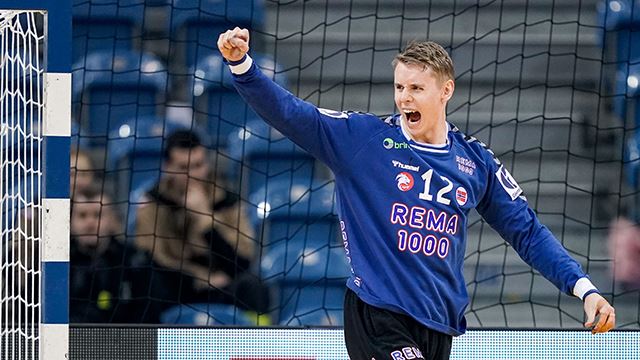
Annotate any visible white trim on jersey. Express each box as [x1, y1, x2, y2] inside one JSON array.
[[572, 277, 598, 300], [229, 55, 254, 75], [399, 118, 450, 153], [409, 144, 450, 153]]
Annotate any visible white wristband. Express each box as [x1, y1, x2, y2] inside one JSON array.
[[229, 55, 253, 75], [572, 277, 598, 300]]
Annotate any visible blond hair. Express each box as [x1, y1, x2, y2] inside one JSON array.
[[393, 41, 454, 83]]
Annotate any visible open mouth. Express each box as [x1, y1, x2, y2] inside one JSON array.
[[404, 110, 422, 123]]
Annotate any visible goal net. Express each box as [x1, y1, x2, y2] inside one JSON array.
[[61, 0, 640, 332], [0, 9, 44, 360]]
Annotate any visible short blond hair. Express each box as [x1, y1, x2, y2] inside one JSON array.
[[393, 41, 454, 83]]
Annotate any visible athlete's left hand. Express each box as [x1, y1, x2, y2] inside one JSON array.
[[583, 293, 615, 334]]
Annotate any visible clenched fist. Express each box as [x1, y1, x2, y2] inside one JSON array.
[[583, 292, 615, 334], [217, 27, 250, 62]]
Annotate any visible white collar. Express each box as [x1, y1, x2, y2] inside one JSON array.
[[399, 118, 450, 150]]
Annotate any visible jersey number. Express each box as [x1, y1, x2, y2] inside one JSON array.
[[418, 169, 452, 205]]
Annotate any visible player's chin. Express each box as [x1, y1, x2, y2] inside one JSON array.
[[406, 119, 424, 133]]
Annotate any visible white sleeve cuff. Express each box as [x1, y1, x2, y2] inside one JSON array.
[[572, 277, 598, 300], [229, 55, 253, 75]]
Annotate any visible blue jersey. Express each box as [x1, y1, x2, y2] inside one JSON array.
[[228, 56, 589, 336]]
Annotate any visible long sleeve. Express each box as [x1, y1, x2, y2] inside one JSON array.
[[229, 55, 388, 174], [475, 151, 588, 296]]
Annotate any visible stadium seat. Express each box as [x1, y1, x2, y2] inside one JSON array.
[[170, 0, 264, 69], [248, 177, 337, 250], [227, 120, 316, 198], [160, 303, 255, 325], [191, 53, 287, 148], [105, 114, 204, 201], [613, 61, 640, 124], [104, 115, 164, 202], [623, 70, 640, 188], [72, 0, 145, 62], [260, 244, 350, 325], [253, 178, 345, 325], [72, 49, 168, 147], [597, 0, 640, 121], [278, 290, 345, 326]]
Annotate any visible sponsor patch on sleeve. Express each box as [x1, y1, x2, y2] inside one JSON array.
[[318, 107, 348, 119], [495, 165, 523, 201]]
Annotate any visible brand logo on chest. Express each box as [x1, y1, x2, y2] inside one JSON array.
[[392, 159, 420, 172], [383, 137, 409, 150], [395, 172, 414, 191]]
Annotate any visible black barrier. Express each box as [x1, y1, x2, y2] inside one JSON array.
[[70, 326, 156, 360]]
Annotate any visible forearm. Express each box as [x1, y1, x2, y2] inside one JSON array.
[[187, 212, 214, 240], [507, 219, 596, 298], [153, 247, 208, 281], [229, 55, 326, 154]]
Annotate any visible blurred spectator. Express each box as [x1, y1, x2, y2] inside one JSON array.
[[70, 148, 122, 236], [70, 148, 95, 199], [135, 130, 269, 314], [98, 193, 125, 237], [70, 187, 153, 323], [608, 217, 640, 289]]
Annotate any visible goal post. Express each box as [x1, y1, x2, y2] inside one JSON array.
[[0, 1, 71, 360]]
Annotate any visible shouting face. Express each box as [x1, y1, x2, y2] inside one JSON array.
[[394, 61, 454, 144]]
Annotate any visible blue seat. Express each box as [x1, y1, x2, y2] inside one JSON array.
[[104, 115, 165, 203], [249, 178, 337, 250], [261, 243, 349, 283], [146, 0, 169, 5], [613, 61, 640, 124], [170, 0, 264, 69], [623, 85, 640, 188], [105, 115, 203, 200], [72, 0, 145, 62], [260, 244, 350, 325], [191, 54, 287, 148], [278, 289, 345, 326], [160, 303, 255, 325], [227, 120, 316, 197], [72, 50, 168, 146], [597, 0, 640, 121]]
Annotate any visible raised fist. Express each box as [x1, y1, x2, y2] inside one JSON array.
[[217, 27, 250, 62]]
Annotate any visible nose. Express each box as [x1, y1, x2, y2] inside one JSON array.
[[399, 89, 412, 103], [89, 222, 99, 235]]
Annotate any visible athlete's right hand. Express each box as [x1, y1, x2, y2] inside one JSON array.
[[217, 27, 250, 62]]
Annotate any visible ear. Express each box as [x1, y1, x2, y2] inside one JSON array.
[[441, 79, 455, 103]]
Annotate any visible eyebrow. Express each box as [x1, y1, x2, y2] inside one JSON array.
[[394, 82, 424, 87]]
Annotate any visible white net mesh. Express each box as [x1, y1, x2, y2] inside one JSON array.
[[0, 9, 44, 360]]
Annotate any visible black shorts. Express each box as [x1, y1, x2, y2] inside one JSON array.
[[343, 288, 452, 360]]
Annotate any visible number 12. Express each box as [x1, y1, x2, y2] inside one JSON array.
[[418, 169, 452, 205]]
